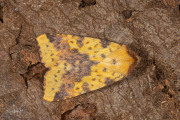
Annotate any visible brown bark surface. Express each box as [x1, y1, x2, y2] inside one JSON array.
[[0, 0, 179, 120]]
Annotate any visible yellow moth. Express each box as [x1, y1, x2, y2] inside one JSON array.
[[37, 34, 138, 102]]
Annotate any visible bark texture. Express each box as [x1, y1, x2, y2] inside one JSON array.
[[0, 0, 179, 120]]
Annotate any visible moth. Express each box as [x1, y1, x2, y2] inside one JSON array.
[[37, 34, 138, 102]]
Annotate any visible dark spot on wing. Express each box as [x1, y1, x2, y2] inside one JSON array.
[[78, 67, 82, 73], [55, 63, 59, 66], [105, 78, 114, 85], [109, 48, 112, 52], [68, 84, 72, 88], [100, 40, 111, 48], [46, 33, 55, 43], [77, 38, 84, 47], [79, 60, 83, 64], [74, 78, 82, 82], [59, 55, 63, 59], [54, 84, 69, 101], [65, 71, 71, 75], [101, 54, 106, 58], [94, 44, 98, 47], [82, 82, 90, 92], [64, 66, 67, 70], [64, 63, 67, 66], [88, 47, 92, 50], [57, 46, 61, 50], [82, 54, 89, 60], [70, 48, 78, 53], [103, 68, 107, 72], [97, 74, 102, 77], [113, 59, 116, 64]]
